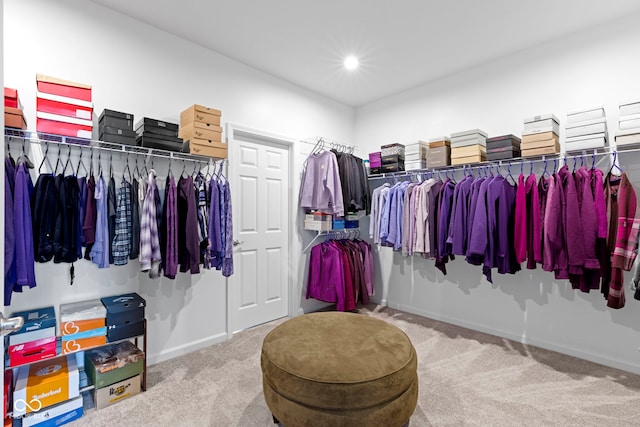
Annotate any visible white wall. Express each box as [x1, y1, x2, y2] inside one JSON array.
[[3, 0, 353, 364], [355, 13, 640, 374]]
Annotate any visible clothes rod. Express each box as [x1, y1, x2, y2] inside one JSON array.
[[4, 129, 226, 163], [368, 146, 640, 180], [303, 136, 357, 152]]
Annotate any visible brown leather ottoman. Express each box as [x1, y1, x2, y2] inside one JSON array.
[[261, 312, 418, 427]]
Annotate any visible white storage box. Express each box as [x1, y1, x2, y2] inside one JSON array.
[[566, 105, 605, 124], [620, 99, 640, 117]]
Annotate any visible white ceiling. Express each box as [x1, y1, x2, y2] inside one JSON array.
[[90, 0, 640, 107]]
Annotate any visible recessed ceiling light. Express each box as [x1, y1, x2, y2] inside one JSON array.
[[344, 56, 359, 71]]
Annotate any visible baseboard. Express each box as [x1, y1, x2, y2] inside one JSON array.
[[389, 303, 640, 376], [299, 301, 332, 315], [147, 332, 228, 366]]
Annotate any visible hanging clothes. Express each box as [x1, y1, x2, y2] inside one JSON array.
[[333, 151, 371, 214], [162, 175, 178, 279], [208, 179, 223, 270], [177, 175, 200, 274], [140, 171, 161, 277], [12, 156, 37, 300], [196, 173, 209, 266], [130, 177, 141, 260], [299, 150, 345, 216], [113, 179, 132, 266], [5, 157, 17, 306], [107, 176, 117, 265], [220, 180, 234, 277], [83, 175, 97, 260], [77, 176, 87, 260], [90, 176, 110, 269]]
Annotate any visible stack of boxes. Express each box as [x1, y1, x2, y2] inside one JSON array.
[[304, 211, 332, 231], [565, 106, 608, 152], [35, 74, 93, 141], [344, 213, 360, 229], [450, 129, 487, 165], [85, 341, 145, 409], [404, 141, 428, 171], [99, 109, 136, 145], [60, 300, 107, 354], [13, 355, 81, 420], [427, 137, 451, 168], [7, 307, 57, 367], [486, 135, 521, 161], [179, 104, 227, 158], [21, 396, 84, 427], [4, 87, 27, 130], [521, 114, 560, 156], [101, 293, 146, 342], [615, 99, 640, 148], [135, 117, 183, 151], [380, 143, 405, 172], [368, 151, 382, 174]]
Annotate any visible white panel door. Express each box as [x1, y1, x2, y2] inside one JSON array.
[[229, 131, 290, 333]]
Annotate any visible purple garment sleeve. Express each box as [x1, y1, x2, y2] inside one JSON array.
[[164, 177, 179, 279], [208, 181, 223, 269], [559, 166, 585, 276], [438, 180, 456, 259], [467, 177, 493, 262], [450, 176, 473, 256], [514, 174, 527, 264], [221, 182, 234, 277]]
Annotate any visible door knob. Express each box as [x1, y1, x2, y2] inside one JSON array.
[[0, 312, 24, 336], [233, 240, 243, 247]]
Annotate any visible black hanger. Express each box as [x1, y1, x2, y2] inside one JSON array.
[[181, 159, 188, 178], [63, 144, 73, 175], [76, 146, 88, 177], [109, 150, 113, 178], [123, 154, 132, 182], [6, 141, 14, 162], [98, 150, 103, 177], [506, 163, 516, 184], [167, 156, 173, 178], [529, 160, 533, 176], [591, 151, 596, 170], [54, 144, 64, 175]]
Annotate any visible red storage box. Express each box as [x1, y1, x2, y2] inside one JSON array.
[[4, 87, 19, 108], [36, 112, 93, 139], [37, 92, 93, 120], [4, 371, 11, 419], [8, 336, 57, 367], [36, 74, 92, 102]]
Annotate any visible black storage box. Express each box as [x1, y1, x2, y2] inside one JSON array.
[[100, 133, 136, 146], [99, 109, 134, 130], [135, 118, 179, 134], [106, 320, 145, 342], [101, 293, 146, 327], [486, 147, 521, 161], [381, 154, 405, 165], [136, 135, 183, 152], [381, 162, 405, 173], [486, 134, 521, 149]]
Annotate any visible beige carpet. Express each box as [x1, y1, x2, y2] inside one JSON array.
[[70, 305, 640, 426]]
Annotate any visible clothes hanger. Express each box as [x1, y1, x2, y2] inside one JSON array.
[[181, 158, 188, 178], [506, 162, 516, 185], [109, 150, 114, 178], [54, 144, 64, 175], [98, 150, 103, 177], [63, 144, 73, 175], [76, 146, 88, 177], [608, 151, 623, 176], [529, 160, 533, 176], [591, 151, 596, 170], [123, 154, 132, 182]]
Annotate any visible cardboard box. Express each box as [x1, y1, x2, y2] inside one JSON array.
[[368, 152, 381, 164], [94, 375, 141, 410], [405, 160, 427, 170], [36, 112, 92, 139], [486, 134, 521, 148], [524, 113, 559, 124], [36, 92, 93, 120], [99, 109, 134, 130], [179, 122, 222, 142], [566, 117, 607, 138], [10, 307, 56, 346], [521, 143, 560, 157], [450, 129, 488, 139], [4, 87, 19, 108], [522, 121, 560, 136], [13, 355, 79, 416], [522, 132, 559, 144], [107, 320, 145, 342], [619, 99, 640, 117], [184, 137, 228, 158], [36, 74, 91, 102], [521, 136, 560, 150], [21, 396, 83, 427], [451, 144, 486, 158], [426, 146, 450, 168], [5, 107, 27, 129], [380, 143, 405, 157], [62, 335, 107, 355], [101, 294, 145, 328], [180, 104, 221, 127], [428, 136, 450, 148], [615, 132, 640, 147], [304, 220, 331, 231], [8, 336, 57, 367], [451, 154, 486, 165], [619, 114, 640, 130], [451, 135, 487, 148], [565, 136, 607, 152], [566, 105, 605, 124], [85, 341, 144, 389], [60, 300, 106, 331], [61, 327, 107, 342]]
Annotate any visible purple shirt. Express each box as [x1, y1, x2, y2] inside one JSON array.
[[178, 176, 201, 274], [14, 161, 37, 293], [90, 176, 110, 269], [467, 176, 494, 264], [300, 151, 345, 216], [438, 179, 456, 259], [448, 175, 474, 256], [164, 176, 178, 279], [307, 242, 345, 310]]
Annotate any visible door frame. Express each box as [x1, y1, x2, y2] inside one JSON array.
[[225, 123, 298, 338]]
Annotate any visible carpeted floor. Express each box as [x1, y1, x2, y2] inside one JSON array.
[[71, 305, 640, 426]]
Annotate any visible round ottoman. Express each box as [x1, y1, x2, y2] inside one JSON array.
[[261, 312, 418, 427]]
